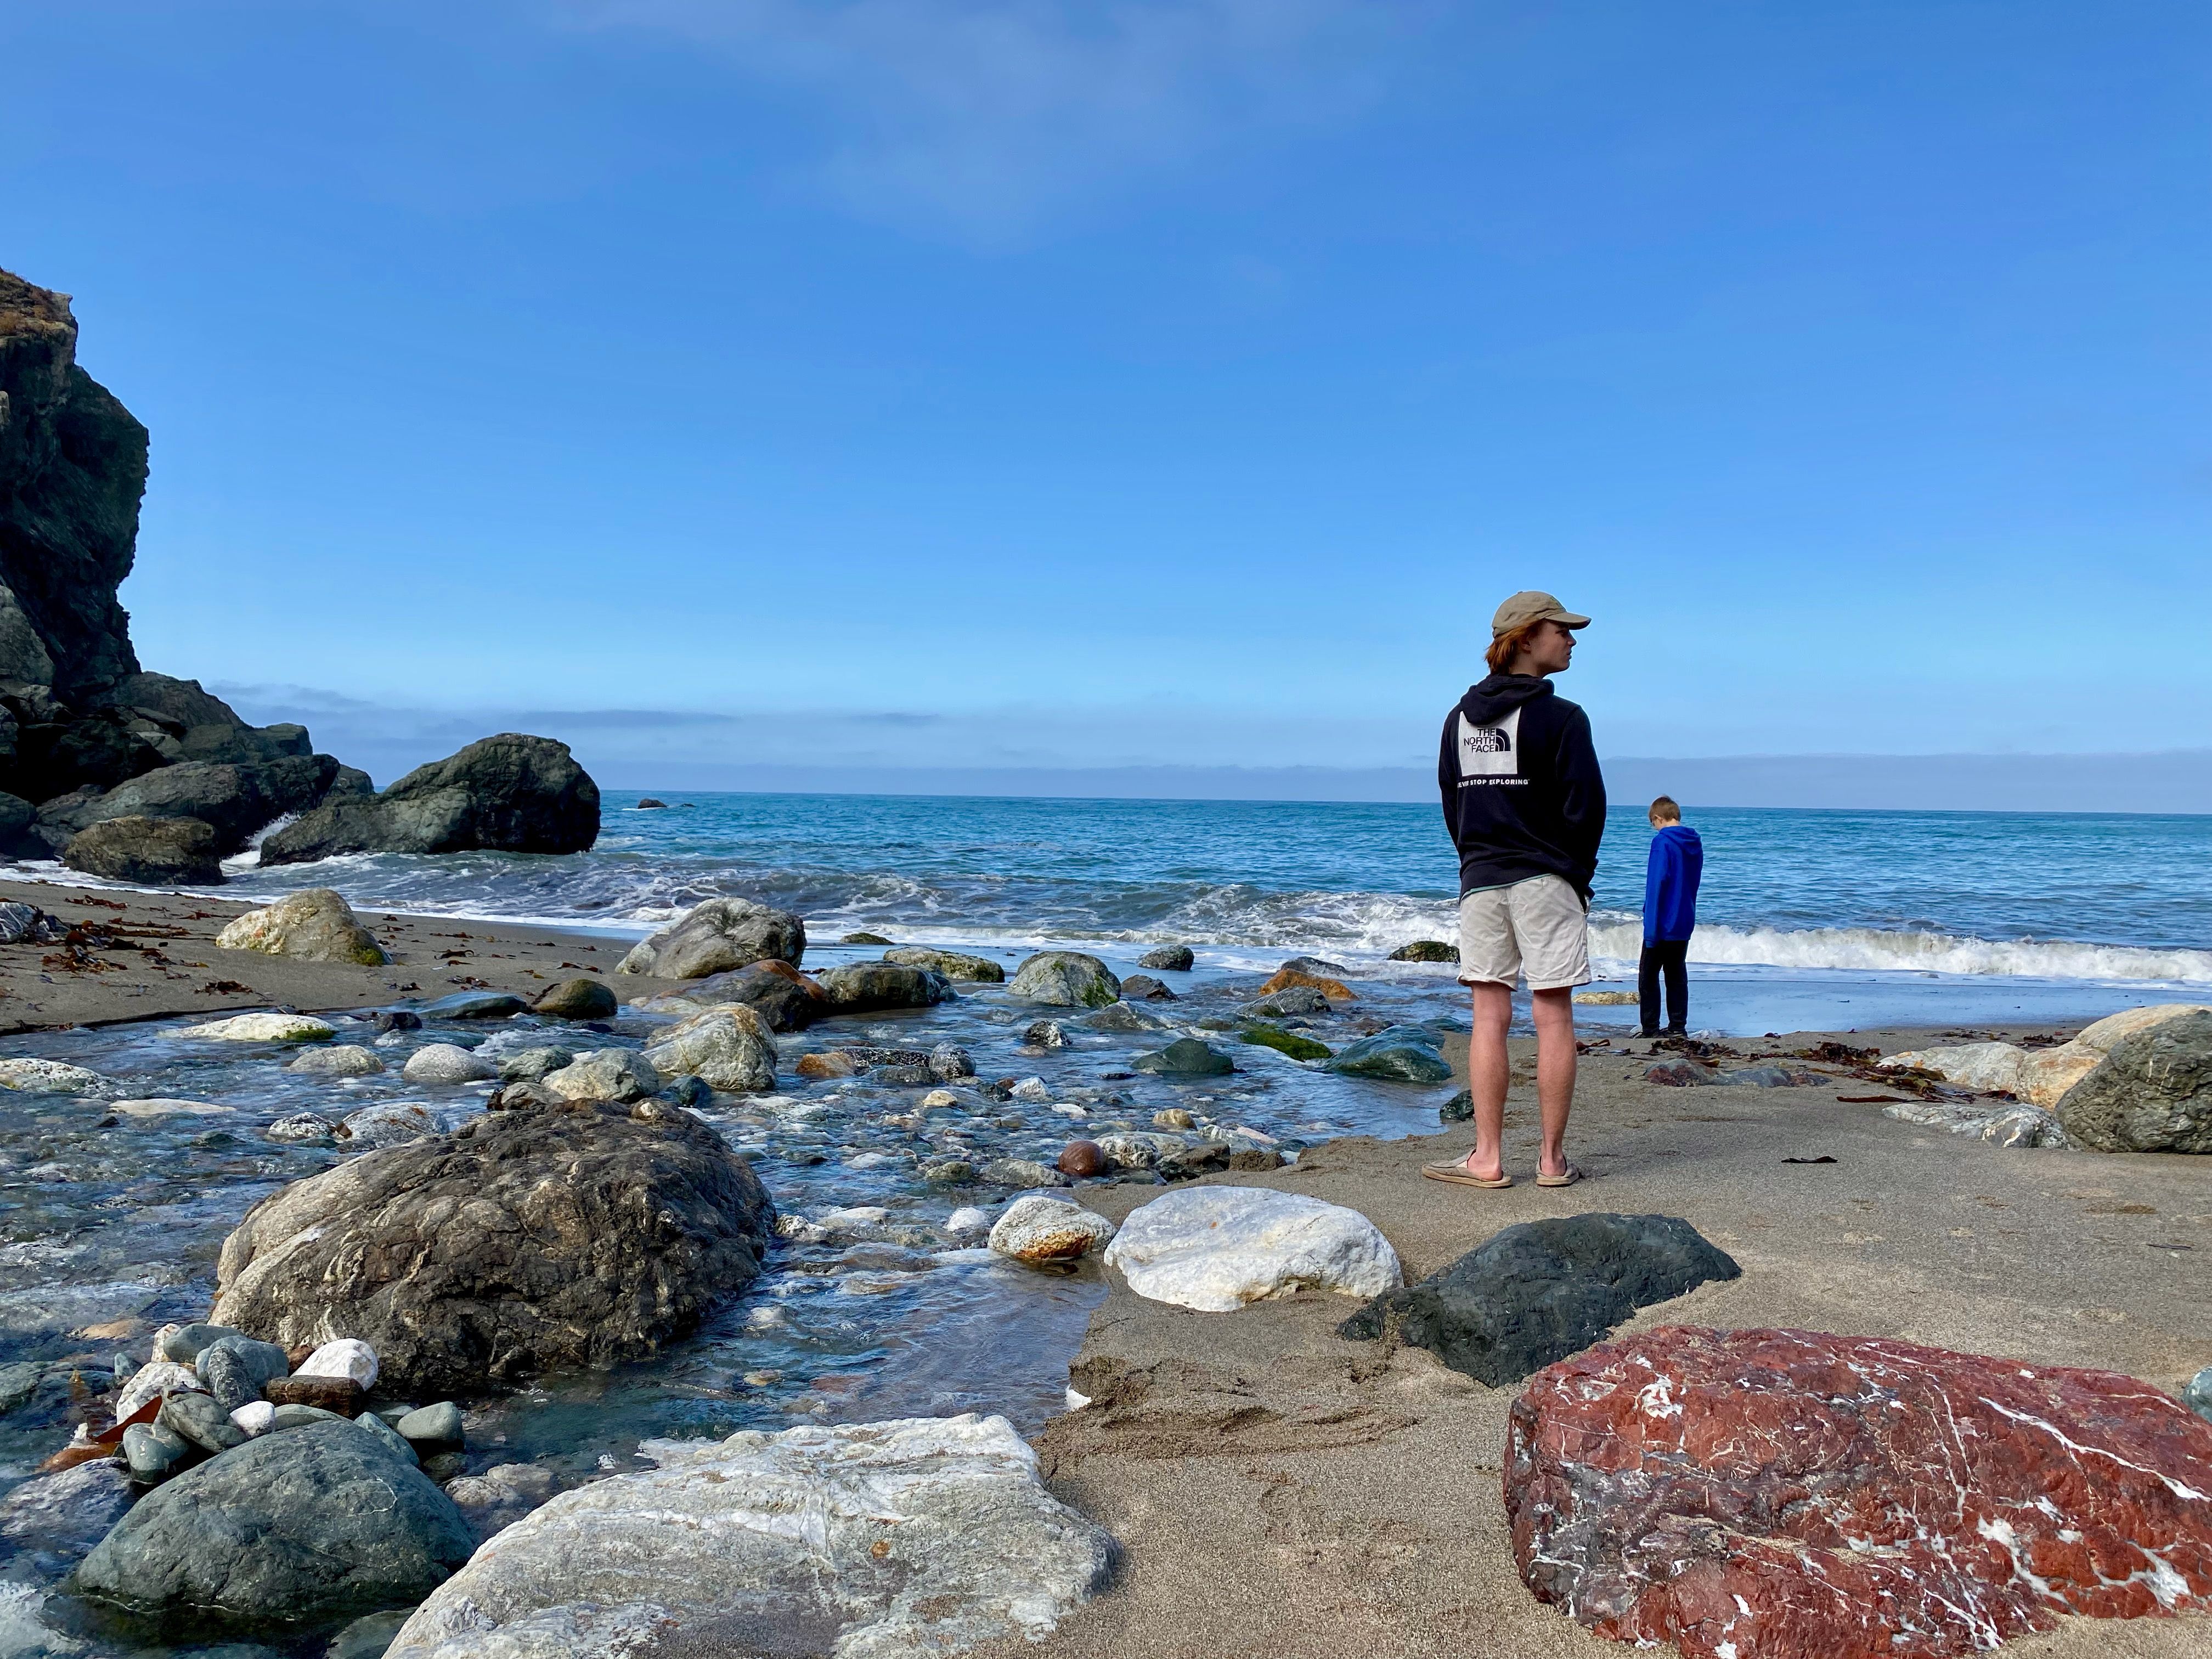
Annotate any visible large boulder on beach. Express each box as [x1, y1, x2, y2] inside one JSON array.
[[1103, 1187, 1401, 1312], [636, 960, 826, 1031], [215, 887, 388, 965], [883, 945, 1006, 983], [1325, 1025, 1452, 1082], [1339, 1214, 1740, 1385], [815, 960, 954, 1014], [1884, 1003, 2212, 1111], [385, 1414, 1114, 1659], [62, 814, 224, 884], [210, 1096, 775, 1395], [615, 896, 805, 979], [72, 1418, 475, 1632], [260, 734, 599, 865], [2055, 1007, 2212, 1152], [1009, 951, 1121, 1008], [1506, 1326, 2212, 1659], [641, 1005, 776, 1093]]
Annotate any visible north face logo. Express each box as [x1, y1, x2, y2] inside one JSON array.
[[1463, 726, 1510, 754]]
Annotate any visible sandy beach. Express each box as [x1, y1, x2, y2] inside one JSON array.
[[970, 1027, 2212, 1659], [0, 873, 692, 1033]]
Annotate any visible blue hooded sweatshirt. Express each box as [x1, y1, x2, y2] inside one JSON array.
[[1644, 824, 1703, 944]]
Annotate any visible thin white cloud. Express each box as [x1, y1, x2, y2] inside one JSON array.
[[543, 0, 1418, 234]]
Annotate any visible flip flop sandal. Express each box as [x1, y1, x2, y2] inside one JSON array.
[[1422, 1159, 1513, 1189], [1534, 1163, 1585, 1188]]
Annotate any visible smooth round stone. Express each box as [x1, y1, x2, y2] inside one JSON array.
[[1153, 1108, 1196, 1130], [231, 1400, 276, 1437], [265, 1112, 337, 1142], [159, 1322, 241, 1364], [122, 1419, 193, 1482], [355, 1410, 419, 1466], [269, 1403, 349, 1431], [920, 1088, 960, 1109], [159, 1389, 245, 1454], [286, 1044, 385, 1077], [945, 1207, 992, 1234], [530, 978, 618, 1020], [1057, 1140, 1107, 1178], [403, 1043, 497, 1085], [397, 1402, 464, 1445]]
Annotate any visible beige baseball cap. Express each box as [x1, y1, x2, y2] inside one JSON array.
[[1491, 590, 1591, 636]]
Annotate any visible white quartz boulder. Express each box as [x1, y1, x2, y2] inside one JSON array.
[[1103, 1186, 1402, 1313], [988, 1194, 1116, 1266], [294, 1338, 379, 1389], [179, 1012, 336, 1044], [385, 1413, 1113, 1659], [402, 1043, 496, 1085], [0, 1057, 108, 1093]]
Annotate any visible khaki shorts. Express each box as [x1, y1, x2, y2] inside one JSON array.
[[1457, 874, 1592, 991]]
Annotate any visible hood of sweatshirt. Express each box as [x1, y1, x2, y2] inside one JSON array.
[[1457, 674, 1555, 726]]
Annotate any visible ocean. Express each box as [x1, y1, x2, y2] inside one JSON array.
[[207, 795, 2212, 1035]]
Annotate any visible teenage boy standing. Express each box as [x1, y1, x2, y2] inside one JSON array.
[[1639, 795, 1703, 1037], [1426, 591, 1606, 1189]]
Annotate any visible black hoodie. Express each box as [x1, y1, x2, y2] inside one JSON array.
[[1437, 674, 1607, 900]]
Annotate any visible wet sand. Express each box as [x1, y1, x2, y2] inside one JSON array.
[[0, 874, 686, 1032], [974, 1028, 2212, 1659]]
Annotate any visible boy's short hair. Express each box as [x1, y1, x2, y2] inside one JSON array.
[[1649, 795, 1681, 823], [1486, 620, 1547, 674]]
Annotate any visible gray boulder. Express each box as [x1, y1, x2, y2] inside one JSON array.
[[1339, 1212, 1740, 1385], [261, 734, 599, 865], [2056, 1009, 2212, 1152], [385, 1414, 1113, 1659], [882, 945, 1006, 983], [635, 961, 826, 1031], [72, 1418, 475, 1632], [63, 814, 224, 884], [210, 1097, 775, 1394], [1009, 951, 1121, 1008], [1325, 1025, 1453, 1083], [640, 1006, 776, 1094], [1132, 1038, 1234, 1077], [215, 887, 388, 965], [1137, 944, 1194, 971], [528, 977, 617, 1019], [540, 1048, 663, 1103], [614, 896, 805, 979], [1246, 986, 1330, 1018], [815, 961, 954, 1014], [1387, 940, 1459, 963]]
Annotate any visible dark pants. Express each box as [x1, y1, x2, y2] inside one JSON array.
[[1639, 939, 1689, 1034]]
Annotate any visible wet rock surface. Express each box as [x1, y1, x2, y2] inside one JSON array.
[[615, 896, 805, 979], [62, 814, 224, 884], [1340, 1213, 1740, 1385], [261, 734, 600, 864], [211, 1097, 776, 1394], [385, 1414, 1113, 1659], [1011, 951, 1121, 1007], [74, 1418, 475, 1633], [1506, 1325, 2212, 1659], [1104, 1186, 1402, 1312], [2057, 1008, 2212, 1152]]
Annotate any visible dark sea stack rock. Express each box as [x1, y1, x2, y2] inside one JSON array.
[[1506, 1327, 2212, 1659], [72, 1418, 475, 1633], [62, 814, 223, 884], [635, 797, 668, 809], [0, 270, 145, 702], [615, 895, 806, 979], [2057, 1008, 2212, 1152], [210, 1098, 776, 1395], [1137, 944, 1194, 972], [1389, 940, 1459, 963], [1339, 1214, 1739, 1386], [528, 977, 618, 1020], [815, 961, 953, 1014], [261, 733, 599, 864]]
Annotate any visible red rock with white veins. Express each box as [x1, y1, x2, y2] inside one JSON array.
[[1505, 1325, 2212, 1659]]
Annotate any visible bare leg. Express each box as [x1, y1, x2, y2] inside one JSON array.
[[1531, 985, 1577, 1177], [1461, 980, 1513, 1181]]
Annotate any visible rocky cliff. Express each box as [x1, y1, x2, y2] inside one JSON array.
[[0, 267, 597, 875]]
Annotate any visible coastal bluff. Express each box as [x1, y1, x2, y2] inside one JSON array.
[[0, 267, 596, 870]]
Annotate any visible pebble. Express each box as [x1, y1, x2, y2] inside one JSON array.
[[266, 1112, 338, 1142], [1153, 1108, 1196, 1130], [296, 1339, 380, 1389], [231, 1400, 275, 1436], [1012, 1077, 1052, 1102], [945, 1207, 992, 1234], [354, 1409, 420, 1465], [1057, 1141, 1107, 1177], [286, 1044, 386, 1077], [397, 1401, 464, 1444]]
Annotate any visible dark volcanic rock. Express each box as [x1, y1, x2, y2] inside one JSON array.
[[1119, 973, 1177, 1001], [1324, 1025, 1452, 1082], [1137, 944, 1194, 972], [37, 757, 348, 855], [1132, 1038, 1234, 1077], [62, 814, 223, 884], [261, 734, 599, 864], [528, 977, 618, 1020], [210, 1097, 776, 1395], [0, 271, 145, 702], [72, 1418, 475, 1633], [654, 961, 827, 1032], [2057, 1009, 2212, 1152], [1339, 1213, 1739, 1385], [816, 961, 954, 1014], [1506, 1325, 2212, 1659]]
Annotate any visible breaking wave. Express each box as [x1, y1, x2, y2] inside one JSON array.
[[1587, 915, 2212, 984]]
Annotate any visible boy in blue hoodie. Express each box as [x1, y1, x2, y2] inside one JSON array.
[[1639, 795, 1702, 1037]]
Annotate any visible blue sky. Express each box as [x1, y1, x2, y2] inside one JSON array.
[[4, 2, 2207, 794]]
